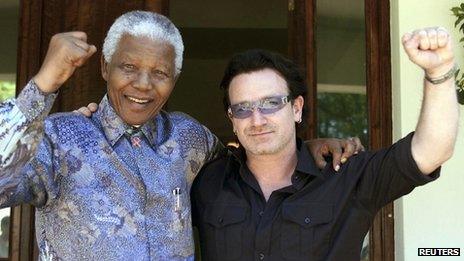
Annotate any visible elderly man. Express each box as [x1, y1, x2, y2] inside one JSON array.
[[0, 11, 359, 260], [191, 27, 459, 261]]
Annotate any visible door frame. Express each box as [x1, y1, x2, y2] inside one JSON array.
[[288, 0, 393, 260]]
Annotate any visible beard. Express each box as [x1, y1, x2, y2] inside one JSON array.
[[239, 124, 290, 155]]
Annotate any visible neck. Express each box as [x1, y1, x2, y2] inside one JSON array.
[[246, 141, 298, 200]]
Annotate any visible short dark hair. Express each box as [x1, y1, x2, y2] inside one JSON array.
[[219, 49, 307, 124]]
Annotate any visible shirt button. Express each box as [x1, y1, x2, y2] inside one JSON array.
[[259, 211, 264, 217], [304, 217, 311, 224], [259, 253, 265, 260], [218, 217, 223, 224], [293, 175, 299, 180]]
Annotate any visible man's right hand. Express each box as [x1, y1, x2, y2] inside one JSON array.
[[33, 32, 97, 93]]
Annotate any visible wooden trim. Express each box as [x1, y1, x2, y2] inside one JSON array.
[[365, 0, 394, 260], [288, 0, 317, 140], [289, 0, 394, 260], [14, 0, 45, 260], [16, 0, 44, 94]]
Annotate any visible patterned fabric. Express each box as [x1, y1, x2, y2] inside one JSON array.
[[0, 80, 221, 260]]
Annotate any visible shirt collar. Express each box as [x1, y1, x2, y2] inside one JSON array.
[[95, 95, 157, 147]]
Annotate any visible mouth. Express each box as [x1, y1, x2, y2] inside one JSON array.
[[249, 131, 273, 136], [125, 95, 152, 104]]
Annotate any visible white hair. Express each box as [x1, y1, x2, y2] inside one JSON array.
[[102, 10, 184, 75]]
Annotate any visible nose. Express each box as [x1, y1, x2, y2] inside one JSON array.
[[133, 71, 152, 90], [249, 109, 267, 126]]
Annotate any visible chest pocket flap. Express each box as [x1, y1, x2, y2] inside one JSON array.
[[282, 202, 333, 228], [204, 204, 248, 228]]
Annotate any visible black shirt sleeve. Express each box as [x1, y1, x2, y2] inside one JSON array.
[[354, 132, 440, 212]]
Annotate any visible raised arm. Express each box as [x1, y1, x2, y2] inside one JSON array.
[[403, 27, 459, 174], [0, 32, 96, 206]]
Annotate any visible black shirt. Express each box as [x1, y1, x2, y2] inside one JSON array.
[[191, 133, 439, 261]]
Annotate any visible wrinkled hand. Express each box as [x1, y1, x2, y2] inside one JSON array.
[[402, 27, 455, 78], [74, 102, 99, 117], [306, 137, 365, 171], [33, 32, 97, 93]]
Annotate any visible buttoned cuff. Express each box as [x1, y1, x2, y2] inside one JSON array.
[[16, 79, 57, 121]]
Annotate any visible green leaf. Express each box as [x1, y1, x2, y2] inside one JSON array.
[[459, 23, 464, 32], [460, 3, 464, 10], [457, 89, 464, 105], [452, 7, 461, 16], [456, 16, 464, 27]]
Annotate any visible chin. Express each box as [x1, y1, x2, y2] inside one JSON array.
[[246, 145, 277, 155], [121, 116, 148, 126]]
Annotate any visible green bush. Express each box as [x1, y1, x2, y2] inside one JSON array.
[[451, 3, 464, 104], [0, 81, 15, 102]]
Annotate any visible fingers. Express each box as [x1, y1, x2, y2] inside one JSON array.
[[304, 140, 328, 169], [72, 38, 92, 52], [67, 31, 88, 42], [427, 29, 438, 50], [87, 102, 98, 112], [329, 145, 342, 172], [313, 150, 328, 170], [73, 103, 98, 117], [437, 27, 449, 48], [306, 138, 365, 172], [404, 27, 450, 51], [351, 137, 365, 153], [75, 106, 92, 117], [334, 137, 365, 172], [418, 30, 430, 50], [72, 43, 97, 67], [402, 27, 454, 72], [340, 139, 356, 163], [402, 32, 420, 59]]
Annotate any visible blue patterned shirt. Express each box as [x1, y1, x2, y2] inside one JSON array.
[[0, 80, 221, 260]]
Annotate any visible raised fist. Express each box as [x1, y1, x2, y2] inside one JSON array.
[[402, 27, 455, 78], [33, 31, 97, 93]]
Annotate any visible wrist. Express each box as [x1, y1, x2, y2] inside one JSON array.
[[33, 72, 60, 94], [424, 61, 456, 79], [424, 62, 457, 85]]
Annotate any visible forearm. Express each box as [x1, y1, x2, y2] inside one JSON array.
[[412, 67, 459, 174], [0, 80, 56, 168]]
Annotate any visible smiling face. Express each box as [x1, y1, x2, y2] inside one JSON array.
[[101, 34, 176, 126], [228, 68, 304, 156]]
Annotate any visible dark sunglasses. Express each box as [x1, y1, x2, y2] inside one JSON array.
[[228, 95, 291, 119]]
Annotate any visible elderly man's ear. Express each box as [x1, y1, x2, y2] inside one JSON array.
[[306, 137, 365, 171], [101, 55, 109, 82]]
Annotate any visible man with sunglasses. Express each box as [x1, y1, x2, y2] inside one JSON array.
[[191, 27, 459, 261]]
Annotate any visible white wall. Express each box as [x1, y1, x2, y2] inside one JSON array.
[[391, 1, 464, 260]]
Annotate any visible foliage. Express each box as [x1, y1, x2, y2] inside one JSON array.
[[451, 3, 464, 104], [317, 93, 368, 147], [0, 81, 15, 102]]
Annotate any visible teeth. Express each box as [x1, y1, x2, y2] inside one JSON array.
[[127, 96, 149, 104]]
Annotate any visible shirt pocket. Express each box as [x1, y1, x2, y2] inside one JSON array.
[[204, 204, 248, 260], [281, 202, 333, 260]]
